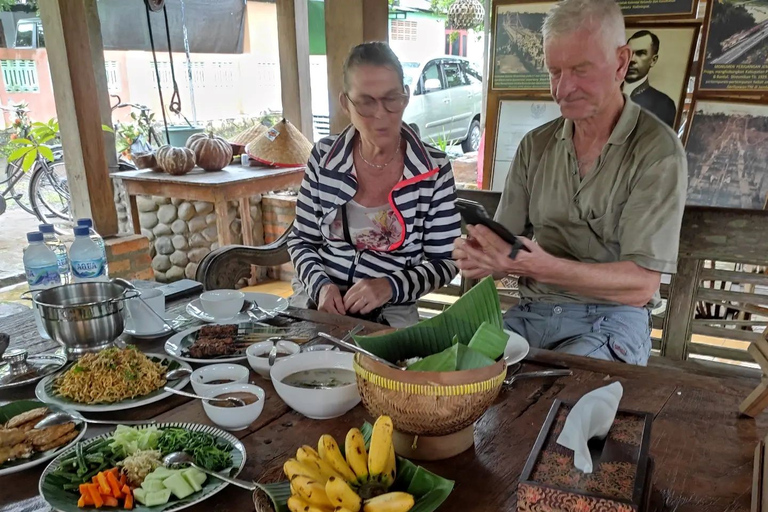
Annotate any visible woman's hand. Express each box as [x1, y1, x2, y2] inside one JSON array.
[[318, 283, 346, 316], [343, 278, 393, 314]]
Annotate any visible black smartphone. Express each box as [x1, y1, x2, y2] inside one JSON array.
[[156, 279, 204, 301], [456, 198, 528, 258]]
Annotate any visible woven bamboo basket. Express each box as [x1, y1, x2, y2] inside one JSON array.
[[353, 352, 506, 437]]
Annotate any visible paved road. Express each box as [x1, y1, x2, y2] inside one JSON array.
[[712, 23, 768, 64]]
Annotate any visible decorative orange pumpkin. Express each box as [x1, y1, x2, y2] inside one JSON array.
[[185, 132, 232, 171], [156, 145, 195, 176]]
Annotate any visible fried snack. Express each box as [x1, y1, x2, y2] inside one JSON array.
[[26, 423, 76, 450], [0, 428, 27, 448], [0, 442, 33, 464], [37, 429, 79, 452], [4, 407, 48, 430]]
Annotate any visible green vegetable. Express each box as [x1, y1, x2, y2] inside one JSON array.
[[157, 428, 233, 472], [467, 321, 508, 361], [110, 425, 161, 456], [143, 489, 172, 507], [163, 472, 195, 499]]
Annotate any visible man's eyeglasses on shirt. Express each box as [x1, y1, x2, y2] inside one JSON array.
[[345, 93, 409, 118]]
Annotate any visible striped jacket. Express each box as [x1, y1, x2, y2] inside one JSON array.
[[287, 123, 462, 306]]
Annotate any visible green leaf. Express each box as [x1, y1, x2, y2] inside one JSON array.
[[8, 146, 32, 162], [353, 276, 503, 363], [38, 146, 55, 162], [455, 344, 496, 371], [22, 148, 38, 171], [468, 321, 508, 361], [101, 124, 114, 133], [407, 344, 459, 371], [9, 137, 32, 145], [37, 134, 55, 144]]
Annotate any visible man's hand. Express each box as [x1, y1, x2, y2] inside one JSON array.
[[317, 283, 345, 315], [453, 236, 495, 279], [343, 278, 393, 314]]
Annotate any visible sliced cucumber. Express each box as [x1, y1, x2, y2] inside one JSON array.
[[162, 472, 195, 499], [143, 489, 172, 507]]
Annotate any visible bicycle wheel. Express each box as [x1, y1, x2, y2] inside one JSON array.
[[6, 159, 35, 215], [29, 159, 72, 224]]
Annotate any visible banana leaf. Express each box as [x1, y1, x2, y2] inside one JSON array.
[[256, 423, 454, 512], [407, 344, 460, 372], [467, 321, 508, 361], [352, 276, 503, 363], [455, 344, 495, 371]]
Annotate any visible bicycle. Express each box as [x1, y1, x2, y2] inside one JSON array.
[[0, 104, 69, 226], [110, 94, 164, 158]]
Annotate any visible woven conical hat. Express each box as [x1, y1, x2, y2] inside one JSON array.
[[230, 123, 268, 146], [246, 119, 312, 168]]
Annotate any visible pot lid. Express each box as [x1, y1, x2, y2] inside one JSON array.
[[0, 347, 67, 389]]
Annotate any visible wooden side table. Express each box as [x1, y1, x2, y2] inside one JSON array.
[[111, 163, 304, 247]]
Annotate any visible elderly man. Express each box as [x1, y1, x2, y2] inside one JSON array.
[[453, 0, 687, 365]]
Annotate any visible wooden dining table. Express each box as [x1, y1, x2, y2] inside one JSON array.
[[1, 293, 767, 512]]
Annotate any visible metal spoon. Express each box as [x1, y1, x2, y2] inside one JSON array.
[[503, 369, 572, 386], [166, 367, 192, 380], [162, 452, 256, 491], [317, 332, 404, 370], [34, 411, 155, 429], [163, 387, 247, 407]]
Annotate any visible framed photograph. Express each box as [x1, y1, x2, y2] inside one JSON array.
[[623, 23, 700, 130], [490, 98, 561, 191], [619, 0, 699, 19], [699, 0, 768, 92], [491, 1, 556, 91], [685, 100, 768, 210]]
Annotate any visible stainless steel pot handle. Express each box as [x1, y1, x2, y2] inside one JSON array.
[[110, 278, 140, 302]]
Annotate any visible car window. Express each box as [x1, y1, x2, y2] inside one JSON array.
[[463, 61, 481, 85], [15, 23, 34, 48], [402, 62, 420, 88], [443, 61, 468, 88], [420, 61, 444, 94]]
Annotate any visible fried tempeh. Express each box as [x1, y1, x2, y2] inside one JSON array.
[[0, 442, 33, 464], [25, 422, 76, 450], [0, 428, 27, 448], [4, 407, 48, 430], [37, 429, 78, 452]]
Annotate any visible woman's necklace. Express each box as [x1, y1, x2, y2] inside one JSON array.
[[358, 136, 401, 169]]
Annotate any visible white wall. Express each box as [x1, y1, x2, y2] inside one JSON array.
[[389, 16, 446, 63]]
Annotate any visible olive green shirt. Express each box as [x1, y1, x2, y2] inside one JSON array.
[[495, 96, 687, 308]]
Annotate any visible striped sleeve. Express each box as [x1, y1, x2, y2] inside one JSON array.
[[287, 145, 332, 303], [385, 163, 462, 304]]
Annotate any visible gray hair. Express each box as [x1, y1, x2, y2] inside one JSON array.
[[343, 42, 404, 92], [542, 0, 626, 55]]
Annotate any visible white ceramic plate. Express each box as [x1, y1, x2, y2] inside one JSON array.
[[503, 329, 530, 365], [124, 316, 187, 339], [34, 353, 192, 413], [0, 400, 87, 477], [165, 324, 249, 365], [185, 292, 289, 323], [39, 422, 246, 512]]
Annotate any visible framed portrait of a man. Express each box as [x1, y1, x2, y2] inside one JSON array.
[[685, 100, 768, 210], [623, 23, 699, 130]]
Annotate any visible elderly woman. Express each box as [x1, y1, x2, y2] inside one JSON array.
[[287, 42, 462, 327]]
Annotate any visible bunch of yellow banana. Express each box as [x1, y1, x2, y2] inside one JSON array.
[[283, 416, 415, 512]]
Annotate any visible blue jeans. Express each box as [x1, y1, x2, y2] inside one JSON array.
[[503, 303, 653, 365]]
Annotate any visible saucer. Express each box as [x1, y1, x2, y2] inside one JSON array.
[[124, 316, 184, 339]]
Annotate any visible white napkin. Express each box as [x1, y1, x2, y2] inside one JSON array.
[[556, 381, 623, 473]]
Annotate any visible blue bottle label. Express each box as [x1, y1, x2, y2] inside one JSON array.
[[26, 265, 61, 287], [71, 259, 105, 279]]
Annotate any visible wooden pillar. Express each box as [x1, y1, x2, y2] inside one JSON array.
[[276, 0, 313, 140], [39, 0, 118, 236], [325, 0, 389, 135]]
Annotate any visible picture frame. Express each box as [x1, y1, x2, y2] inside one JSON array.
[[698, 0, 768, 93], [619, 0, 700, 20], [684, 98, 768, 210], [623, 22, 700, 130], [488, 97, 561, 191]]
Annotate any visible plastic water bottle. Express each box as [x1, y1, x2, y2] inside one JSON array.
[[76, 218, 109, 277], [39, 224, 71, 284], [23, 231, 62, 339], [70, 226, 108, 282]]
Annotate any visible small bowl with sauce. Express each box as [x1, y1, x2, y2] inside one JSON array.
[[190, 363, 250, 395], [200, 382, 265, 431], [270, 351, 360, 420], [246, 340, 301, 378]]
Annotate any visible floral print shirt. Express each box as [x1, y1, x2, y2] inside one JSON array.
[[329, 200, 402, 251]]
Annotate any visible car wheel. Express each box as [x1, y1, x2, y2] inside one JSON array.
[[462, 119, 481, 153]]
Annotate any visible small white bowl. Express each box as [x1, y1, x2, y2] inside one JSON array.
[[200, 383, 265, 431], [270, 351, 360, 420], [190, 363, 250, 395], [246, 340, 301, 378], [199, 290, 245, 321]]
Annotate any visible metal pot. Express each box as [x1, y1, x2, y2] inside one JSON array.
[[23, 280, 139, 359]]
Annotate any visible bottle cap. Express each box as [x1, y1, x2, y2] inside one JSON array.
[[77, 218, 93, 228], [38, 224, 55, 234], [73, 226, 90, 237], [26, 232, 43, 242]]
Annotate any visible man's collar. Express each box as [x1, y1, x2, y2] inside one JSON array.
[[624, 76, 649, 97], [558, 94, 641, 146]]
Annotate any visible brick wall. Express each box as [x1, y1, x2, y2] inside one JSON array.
[[261, 194, 297, 281], [104, 235, 153, 281]]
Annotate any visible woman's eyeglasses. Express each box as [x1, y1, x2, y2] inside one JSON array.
[[345, 93, 409, 118]]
